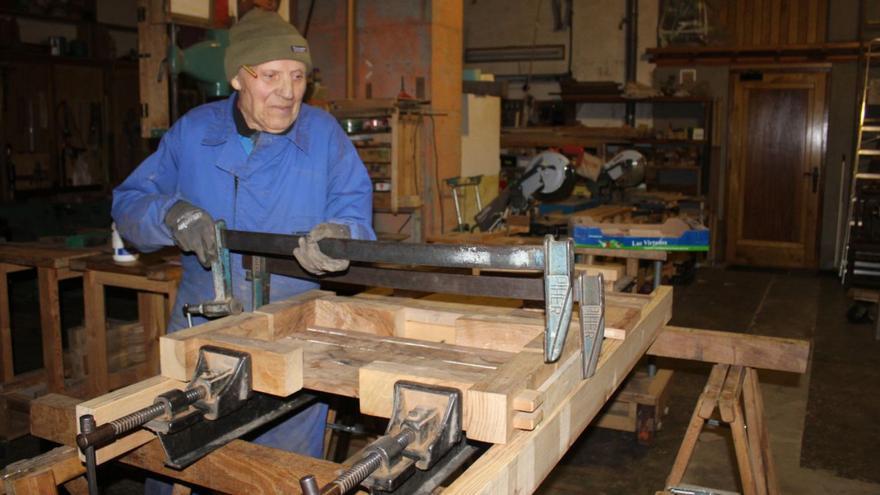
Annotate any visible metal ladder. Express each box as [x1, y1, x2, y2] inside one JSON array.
[[840, 39, 880, 285]]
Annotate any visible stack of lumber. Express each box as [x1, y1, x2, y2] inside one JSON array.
[[66, 320, 146, 381]]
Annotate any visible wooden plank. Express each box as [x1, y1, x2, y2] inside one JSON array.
[[1, 447, 80, 493], [93, 271, 179, 294], [575, 262, 623, 282], [189, 334, 303, 397], [9, 468, 58, 494], [137, 0, 169, 137], [295, 326, 512, 399], [731, 401, 758, 495], [744, 367, 779, 494], [647, 325, 810, 373], [444, 286, 672, 493], [512, 389, 543, 412], [119, 439, 341, 493], [743, 374, 769, 495], [358, 360, 483, 419], [254, 290, 332, 338], [139, 292, 166, 378], [76, 375, 186, 464], [0, 244, 98, 269], [465, 351, 547, 443], [719, 365, 745, 423], [0, 265, 14, 382], [37, 268, 63, 392], [313, 297, 405, 337], [666, 363, 727, 486], [83, 270, 108, 395], [160, 312, 270, 381], [30, 394, 78, 445]]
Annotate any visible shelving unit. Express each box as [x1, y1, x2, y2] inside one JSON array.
[[560, 95, 714, 197], [329, 99, 428, 241]]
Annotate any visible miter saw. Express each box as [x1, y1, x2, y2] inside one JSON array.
[[474, 149, 646, 233]]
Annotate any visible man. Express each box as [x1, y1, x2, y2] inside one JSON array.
[[112, 9, 374, 493]]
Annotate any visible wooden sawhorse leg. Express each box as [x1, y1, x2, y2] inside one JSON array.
[[666, 364, 778, 495]]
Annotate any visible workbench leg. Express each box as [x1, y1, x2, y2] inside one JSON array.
[[84, 271, 108, 396], [37, 268, 64, 392], [0, 265, 14, 382], [138, 292, 166, 377], [730, 402, 758, 495], [626, 258, 639, 293]]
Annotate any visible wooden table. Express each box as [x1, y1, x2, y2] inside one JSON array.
[[69, 251, 181, 396], [0, 243, 101, 392]]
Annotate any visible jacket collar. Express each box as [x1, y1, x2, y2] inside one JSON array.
[[201, 93, 313, 156]]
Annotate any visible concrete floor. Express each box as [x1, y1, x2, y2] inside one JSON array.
[[3, 267, 880, 494], [538, 267, 880, 494]]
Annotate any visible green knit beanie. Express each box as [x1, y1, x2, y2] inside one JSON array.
[[224, 9, 312, 82]]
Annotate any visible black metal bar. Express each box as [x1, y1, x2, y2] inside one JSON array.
[[79, 414, 99, 495], [225, 230, 546, 271], [156, 392, 317, 469], [259, 258, 550, 301]]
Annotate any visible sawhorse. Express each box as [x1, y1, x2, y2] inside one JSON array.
[[666, 364, 779, 495]]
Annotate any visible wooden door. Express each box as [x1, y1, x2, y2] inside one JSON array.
[[726, 70, 827, 268]]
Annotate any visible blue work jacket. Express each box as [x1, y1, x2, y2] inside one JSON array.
[[112, 95, 375, 331]]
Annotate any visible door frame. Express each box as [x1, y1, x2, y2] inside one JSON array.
[[725, 65, 830, 268]]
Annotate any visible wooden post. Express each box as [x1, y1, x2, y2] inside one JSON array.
[[83, 270, 108, 396], [37, 268, 63, 392], [0, 264, 14, 382]]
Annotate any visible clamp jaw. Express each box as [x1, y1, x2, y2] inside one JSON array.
[[183, 220, 243, 327], [301, 381, 465, 495]]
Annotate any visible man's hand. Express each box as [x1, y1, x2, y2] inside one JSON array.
[[293, 223, 351, 275], [164, 201, 217, 268]]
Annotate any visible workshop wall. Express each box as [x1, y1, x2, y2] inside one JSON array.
[[462, 0, 658, 128]]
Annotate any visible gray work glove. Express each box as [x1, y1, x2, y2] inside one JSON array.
[[164, 201, 217, 268], [293, 223, 351, 276]]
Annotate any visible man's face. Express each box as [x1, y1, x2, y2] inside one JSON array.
[[231, 59, 308, 133]]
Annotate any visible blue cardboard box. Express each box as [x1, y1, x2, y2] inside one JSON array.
[[572, 218, 709, 252]]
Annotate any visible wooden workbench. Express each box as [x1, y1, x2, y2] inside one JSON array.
[[0, 243, 101, 393], [69, 251, 181, 396], [6, 287, 811, 494]]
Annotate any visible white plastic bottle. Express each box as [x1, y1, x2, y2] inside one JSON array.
[[111, 222, 139, 263]]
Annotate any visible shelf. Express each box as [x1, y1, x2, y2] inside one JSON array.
[[558, 95, 712, 104], [0, 8, 137, 32]]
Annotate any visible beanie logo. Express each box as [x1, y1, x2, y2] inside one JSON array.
[[291, 45, 308, 53]]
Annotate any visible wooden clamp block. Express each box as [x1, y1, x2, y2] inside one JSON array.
[[76, 376, 185, 464]]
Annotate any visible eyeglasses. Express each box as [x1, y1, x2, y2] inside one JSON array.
[[241, 65, 257, 78]]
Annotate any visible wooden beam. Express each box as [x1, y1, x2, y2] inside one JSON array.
[[76, 376, 186, 464], [444, 286, 672, 493], [30, 394, 78, 445], [647, 326, 810, 373], [1, 446, 81, 495], [160, 312, 270, 381], [187, 334, 303, 397]]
